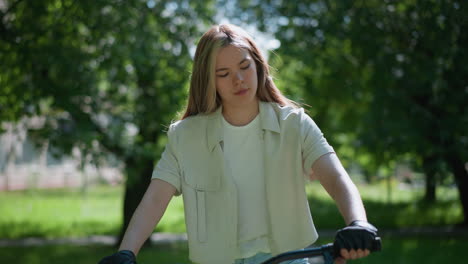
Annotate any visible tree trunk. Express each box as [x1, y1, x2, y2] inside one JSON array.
[[422, 156, 437, 202], [117, 155, 155, 247], [424, 172, 436, 202], [448, 156, 468, 226]]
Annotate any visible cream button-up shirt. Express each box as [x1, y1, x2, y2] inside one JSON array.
[[152, 101, 334, 264]]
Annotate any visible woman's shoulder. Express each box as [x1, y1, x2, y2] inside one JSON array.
[[168, 111, 216, 135], [264, 101, 306, 120]]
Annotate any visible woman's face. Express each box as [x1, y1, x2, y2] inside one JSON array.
[[215, 45, 258, 109]]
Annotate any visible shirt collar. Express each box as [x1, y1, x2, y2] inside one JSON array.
[[206, 101, 281, 151]]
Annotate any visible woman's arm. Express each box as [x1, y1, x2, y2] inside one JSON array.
[[311, 152, 377, 263], [118, 179, 177, 255], [310, 152, 367, 224]]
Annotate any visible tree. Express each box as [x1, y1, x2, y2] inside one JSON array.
[[230, 0, 468, 225], [0, 0, 215, 243]]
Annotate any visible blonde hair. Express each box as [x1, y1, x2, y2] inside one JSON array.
[[182, 24, 296, 119]]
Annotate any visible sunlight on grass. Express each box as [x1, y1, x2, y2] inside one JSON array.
[[0, 186, 123, 238], [0, 180, 463, 239]]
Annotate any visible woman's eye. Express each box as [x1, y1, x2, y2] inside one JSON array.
[[241, 64, 251, 70], [217, 72, 228, 78]]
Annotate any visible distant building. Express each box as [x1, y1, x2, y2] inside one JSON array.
[[0, 118, 122, 191]]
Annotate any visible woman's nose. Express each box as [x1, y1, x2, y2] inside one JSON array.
[[233, 71, 244, 84]]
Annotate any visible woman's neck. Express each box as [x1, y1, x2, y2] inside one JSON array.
[[222, 100, 259, 126]]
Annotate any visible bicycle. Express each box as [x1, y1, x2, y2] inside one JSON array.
[[261, 236, 382, 264], [99, 233, 381, 264]]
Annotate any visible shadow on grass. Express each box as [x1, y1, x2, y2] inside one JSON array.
[[354, 237, 467, 264], [313, 237, 467, 264], [0, 243, 192, 264], [0, 238, 466, 264]]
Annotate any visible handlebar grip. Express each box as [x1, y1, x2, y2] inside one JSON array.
[[371, 236, 382, 252], [333, 235, 382, 258]]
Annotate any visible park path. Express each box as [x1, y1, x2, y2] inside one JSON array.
[[1, 227, 467, 247], [0, 232, 187, 247]]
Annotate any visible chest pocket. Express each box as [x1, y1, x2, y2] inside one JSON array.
[[180, 144, 223, 191]]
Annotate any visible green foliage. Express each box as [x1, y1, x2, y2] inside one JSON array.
[[0, 0, 215, 167], [1, 0, 216, 237], [224, 0, 468, 221], [2, 0, 467, 238], [268, 0, 468, 171]]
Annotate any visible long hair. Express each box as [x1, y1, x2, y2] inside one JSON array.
[[182, 24, 297, 119]]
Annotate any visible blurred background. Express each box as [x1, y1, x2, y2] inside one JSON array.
[[0, 0, 467, 263]]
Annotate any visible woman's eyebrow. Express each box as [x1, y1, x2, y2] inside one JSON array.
[[216, 57, 250, 72]]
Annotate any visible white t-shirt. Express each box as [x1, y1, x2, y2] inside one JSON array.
[[222, 114, 270, 258]]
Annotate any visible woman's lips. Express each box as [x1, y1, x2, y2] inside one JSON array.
[[234, 88, 249, 95]]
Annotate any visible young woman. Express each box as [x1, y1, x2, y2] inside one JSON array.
[[99, 24, 380, 264]]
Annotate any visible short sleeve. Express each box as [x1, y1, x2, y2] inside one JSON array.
[[151, 124, 182, 195], [301, 111, 335, 174]]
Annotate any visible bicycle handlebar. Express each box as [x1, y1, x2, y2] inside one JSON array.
[[260, 243, 334, 264], [261, 236, 382, 264]]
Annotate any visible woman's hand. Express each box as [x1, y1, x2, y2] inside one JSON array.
[[333, 220, 381, 264], [98, 250, 137, 264]]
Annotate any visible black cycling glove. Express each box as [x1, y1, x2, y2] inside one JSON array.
[[98, 250, 137, 264], [334, 220, 381, 256]]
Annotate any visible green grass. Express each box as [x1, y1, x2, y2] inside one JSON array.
[[313, 237, 468, 264], [0, 181, 463, 239], [0, 182, 464, 264], [0, 238, 466, 264], [0, 186, 123, 238], [307, 181, 463, 229], [0, 243, 191, 264], [0, 185, 186, 239]]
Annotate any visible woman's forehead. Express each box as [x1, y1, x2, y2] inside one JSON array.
[[216, 45, 251, 66]]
